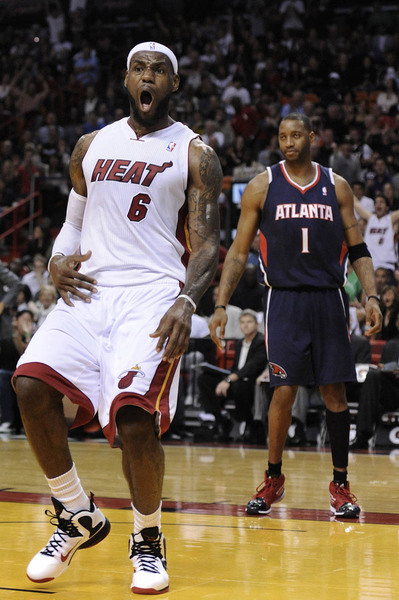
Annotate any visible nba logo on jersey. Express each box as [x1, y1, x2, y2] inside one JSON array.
[[322, 186, 327, 196], [166, 141, 176, 152]]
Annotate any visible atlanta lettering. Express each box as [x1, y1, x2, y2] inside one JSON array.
[[275, 203, 333, 221], [91, 159, 173, 186]]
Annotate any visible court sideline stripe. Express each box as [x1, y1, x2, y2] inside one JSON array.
[[1, 490, 399, 525]]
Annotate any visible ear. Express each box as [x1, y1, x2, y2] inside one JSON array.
[[124, 70, 129, 88], [172, 73, 180, 93]]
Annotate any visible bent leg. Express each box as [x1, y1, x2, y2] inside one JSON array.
[[16, 376, 72, 478], [268, 385, 297, 463], [117, 405, 164, 514]]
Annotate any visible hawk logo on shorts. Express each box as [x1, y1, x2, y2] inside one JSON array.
[[117, 364, 145, 389], [269, 362, 287, 379]]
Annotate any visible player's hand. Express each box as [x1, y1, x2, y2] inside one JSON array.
[[149, 300, 193, 363], [364, 298, 383, 337], [208, 308, 228, 349], [49, 251, 97, 307]]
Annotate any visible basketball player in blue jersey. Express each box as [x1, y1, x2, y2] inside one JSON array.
[[209, 113, 382, 519], [13, 42, 222, 594]]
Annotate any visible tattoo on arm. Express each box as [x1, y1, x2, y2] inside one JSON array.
[[70, 138, 86, 179], [184, 146, 222, 302], [188, 147, 222, 241]]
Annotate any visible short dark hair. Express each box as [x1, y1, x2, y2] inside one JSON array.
[[352, 180, 365, 189], [16, 309, 34, 320], [375, 193, 389, 207], [280, 112, 312, 132]]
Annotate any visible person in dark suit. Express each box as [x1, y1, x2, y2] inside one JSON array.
[[197, 308, 267, 440]]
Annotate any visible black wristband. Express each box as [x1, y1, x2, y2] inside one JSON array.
[[215, 305, 226, 310], [367, 295, 381, 304], [347, 242, 371, 263]]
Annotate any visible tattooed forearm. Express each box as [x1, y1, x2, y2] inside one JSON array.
[[184, 143, 222, 303], [188, 146, 223, 241], [183, 241, 219, 304]]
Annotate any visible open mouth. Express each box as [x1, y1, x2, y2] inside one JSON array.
[[140, 90, 153, 112]]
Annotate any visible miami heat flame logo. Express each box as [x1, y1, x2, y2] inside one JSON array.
[[117, 364, 145, 389], [269, 362, 287, 379]]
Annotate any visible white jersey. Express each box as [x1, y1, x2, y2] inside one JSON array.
[[364, 213, 398, 271], [80, 117, 198, 286]]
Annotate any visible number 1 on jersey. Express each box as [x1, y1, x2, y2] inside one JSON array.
[[301, 227, 310, 253]]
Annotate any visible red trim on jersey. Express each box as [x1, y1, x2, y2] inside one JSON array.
[[176, 203, 191, 269], [12, 362, 95, 428], [339, 240, 348, 265], [280, 162, 321, 194], [105, 359, 179, 446], [259, 230, 268, 266]]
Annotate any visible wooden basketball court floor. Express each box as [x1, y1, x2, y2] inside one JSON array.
[[2, 437, 399, 600]]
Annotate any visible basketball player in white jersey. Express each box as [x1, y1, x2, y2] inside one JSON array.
[[13, 42, 222, 595], [355, 193, 399, 282]]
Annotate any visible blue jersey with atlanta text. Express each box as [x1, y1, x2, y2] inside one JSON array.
[[258, 161, 348, 288]]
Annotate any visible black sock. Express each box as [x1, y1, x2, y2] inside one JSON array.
[[325, 408, 350, 470], [267, 461, 282, 478], [333, 469, 347, 485]]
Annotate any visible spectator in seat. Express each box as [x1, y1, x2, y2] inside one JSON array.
[[35, 284, 58, 328], [197, 309, 266, 440], [378, 285, 399, 341], [350, 314, 399, 449], [355, 194, 399, 283], [375, 267, 390, 296], [352, 180, 374, 217], [21, 254, 50, 300], [366, 157, 392, 200]]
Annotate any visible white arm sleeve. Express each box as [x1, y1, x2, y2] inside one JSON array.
[[49, 189, 87, 269]]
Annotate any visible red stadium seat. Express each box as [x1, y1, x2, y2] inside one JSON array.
[[215, 339, 236, 370], [370, 339, 386, 365]]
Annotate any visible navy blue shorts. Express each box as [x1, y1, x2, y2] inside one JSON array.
[[264, 288, 357, 387]]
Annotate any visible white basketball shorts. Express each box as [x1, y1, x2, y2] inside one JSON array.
[[14, 283, 182, 446]]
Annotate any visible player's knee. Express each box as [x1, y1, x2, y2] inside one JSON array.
[[15, 376, 57, 414], [116, 405, 157, 443], [272, 386, 297, 410]]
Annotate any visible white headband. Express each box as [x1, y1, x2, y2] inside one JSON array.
[[126, 42, 178, 74]]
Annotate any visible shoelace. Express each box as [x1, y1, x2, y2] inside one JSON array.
[[40, 510, 81, 557], [256, 476, 279, 496], [334, 483, 358, 504], [130, 538, 163, 573]]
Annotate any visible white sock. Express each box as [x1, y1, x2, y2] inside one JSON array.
[[132, 502, 162, 534], [46, 463, 91, 512]]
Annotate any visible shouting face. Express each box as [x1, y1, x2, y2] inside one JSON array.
[[124, 51, 179, 129]]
